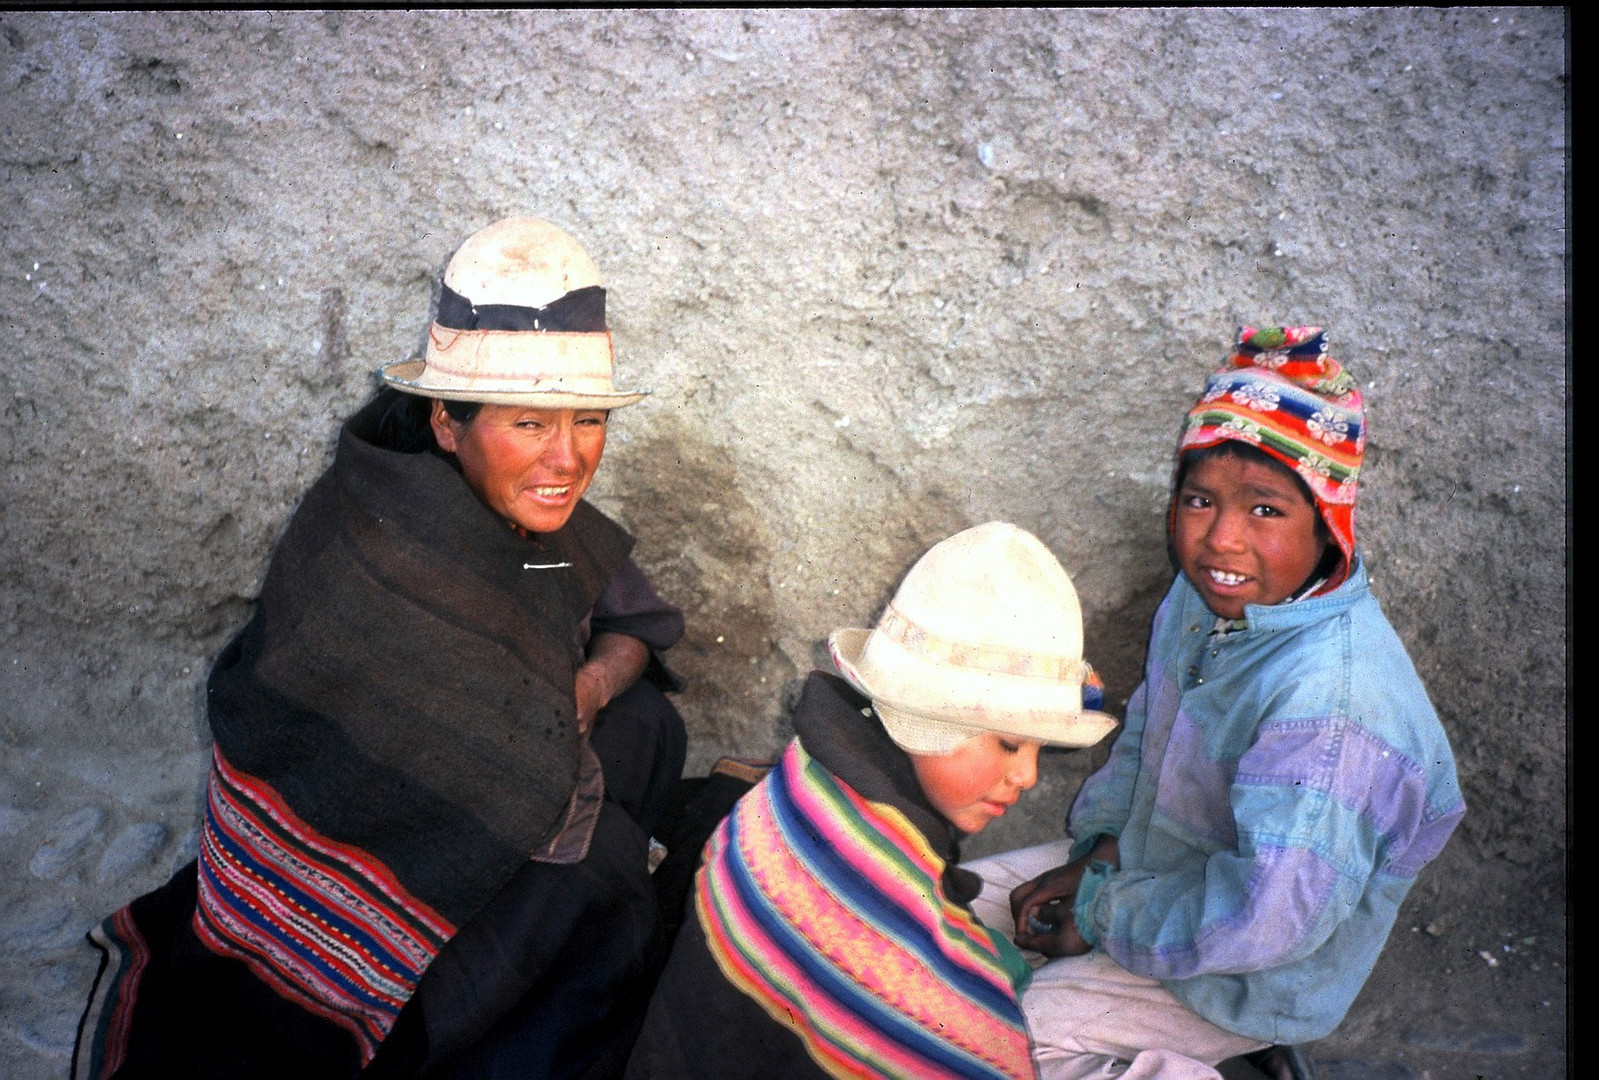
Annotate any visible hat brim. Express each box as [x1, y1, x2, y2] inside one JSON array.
[[380, 359, 649, 410], [829, 628, 1119, 750]]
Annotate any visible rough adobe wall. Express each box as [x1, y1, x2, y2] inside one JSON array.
[[0, 9, 1565, 1076]]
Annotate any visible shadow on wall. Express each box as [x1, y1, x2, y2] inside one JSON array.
[[1083, 571, 1170, 706], [598, 394, 1180, 777], [596, 418, 797, 767]]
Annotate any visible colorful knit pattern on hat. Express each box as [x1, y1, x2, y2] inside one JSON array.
[[1179, 326, 1365, 589], [696, 740, 1038, 1080]]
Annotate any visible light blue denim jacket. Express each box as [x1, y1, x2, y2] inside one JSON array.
[[1069, 559, 1464, 1044]]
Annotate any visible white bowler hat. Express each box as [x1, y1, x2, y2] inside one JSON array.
[[381, 216, 648, 410], [829, 522, 1118, 754]]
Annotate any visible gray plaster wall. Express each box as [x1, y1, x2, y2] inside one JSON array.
[[0, 9, 1566, 1077]]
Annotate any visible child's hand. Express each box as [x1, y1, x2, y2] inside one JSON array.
[[1009, 835, 1119, 956], [1009, 862, 1087, 955], [1016, 903, 1093, 957]]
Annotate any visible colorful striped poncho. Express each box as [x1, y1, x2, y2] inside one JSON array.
[[696, 739, 1037, 1080]]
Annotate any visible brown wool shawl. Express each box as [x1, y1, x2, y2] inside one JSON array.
[[205, 397, 633, 928]]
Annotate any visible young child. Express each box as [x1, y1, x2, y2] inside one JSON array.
[[626, 522, 1117, 1080], [969, 327, 1465, 1080]]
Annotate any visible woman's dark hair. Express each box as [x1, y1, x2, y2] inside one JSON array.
[[370, 386, 481, 453]]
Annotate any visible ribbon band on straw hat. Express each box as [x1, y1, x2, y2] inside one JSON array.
[[872, 604, 1092, 684]]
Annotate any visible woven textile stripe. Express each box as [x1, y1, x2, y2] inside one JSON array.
[[74, 906, 150, 1080], [697, 741, 1036, 1080], [193, 747, 455, 1064]]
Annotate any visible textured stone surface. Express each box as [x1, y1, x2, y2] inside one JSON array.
[[27, 807, 104, 879], [93, 821, 168, 883], [0, 9, 1565, 1078]]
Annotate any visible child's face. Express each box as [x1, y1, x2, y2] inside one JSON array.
[[910, 734, 1041, 835], [1173, 452, 1328, 620]]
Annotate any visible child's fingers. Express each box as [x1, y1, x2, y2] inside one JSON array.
[[1013, 918, 1073, 957], [1023, 899, 1065, 936], [1009, 860, 1083, 920]]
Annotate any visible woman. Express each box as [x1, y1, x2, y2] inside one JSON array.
[[74, 218, 687, 1080]]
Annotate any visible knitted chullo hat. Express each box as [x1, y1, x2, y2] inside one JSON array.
[[1178, 326, 1365, 591]]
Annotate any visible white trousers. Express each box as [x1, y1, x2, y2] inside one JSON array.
[[967, 840, 1267, 1080]]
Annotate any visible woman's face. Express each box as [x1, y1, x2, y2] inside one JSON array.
[[431, 401, 607, 535], [909, 733, 1042, 835]]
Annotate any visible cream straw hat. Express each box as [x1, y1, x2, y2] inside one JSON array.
[[381, 216, 648, 409], [829, 522, 1118, 754]]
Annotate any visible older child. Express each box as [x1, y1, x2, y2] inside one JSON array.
[[970, 328, 1465, 1080], [627, 523, 1117, 1080]]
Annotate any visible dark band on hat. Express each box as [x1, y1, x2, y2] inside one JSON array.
[[436, 282, 607, 333]]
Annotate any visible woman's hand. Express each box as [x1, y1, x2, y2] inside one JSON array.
[[1009, 835, 1119, 957], [574, 632, 650, 735]]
